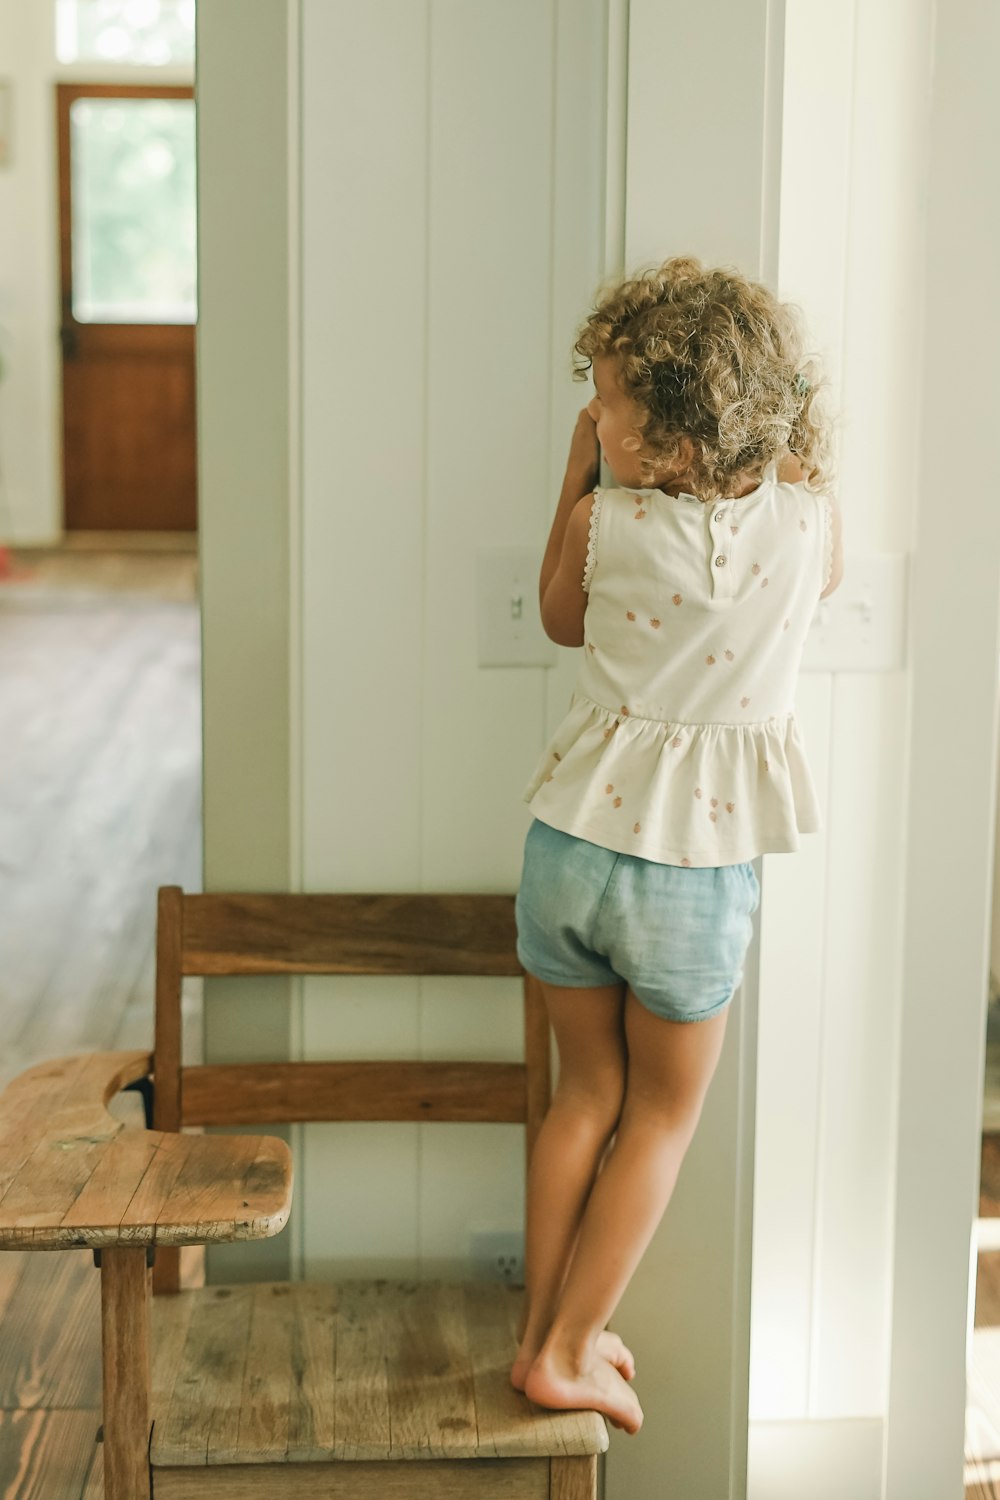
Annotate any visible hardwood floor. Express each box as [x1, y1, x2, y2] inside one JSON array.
[[0, 542, 203, 1497], [1, 541, 999, 1497]]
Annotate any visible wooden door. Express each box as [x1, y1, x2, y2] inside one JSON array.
[[57, 83, 197, 532]]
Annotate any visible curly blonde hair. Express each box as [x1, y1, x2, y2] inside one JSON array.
[[574, 255, 836, 505]]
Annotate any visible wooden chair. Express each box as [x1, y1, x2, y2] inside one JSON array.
[[0, 887, 607, 1499]]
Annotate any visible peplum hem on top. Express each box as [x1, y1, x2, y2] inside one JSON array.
[[522, 690, 822, 868]]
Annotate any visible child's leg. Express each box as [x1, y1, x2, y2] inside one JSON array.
[[524, 989, 731, 1433], [511, 975, 627, 1390]]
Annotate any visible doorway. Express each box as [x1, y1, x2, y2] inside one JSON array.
[[56, 82, 197, 532]]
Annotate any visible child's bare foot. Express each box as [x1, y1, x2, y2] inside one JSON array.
[[510, 1330, 635, 1392], [523, 1348, 643, 1434]]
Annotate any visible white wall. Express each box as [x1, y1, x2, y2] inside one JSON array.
[[886, 0, 1000, 1491], [297, 0, 607, 1271], [747, 0, 933, 1493], [0, 2, 192, 544]]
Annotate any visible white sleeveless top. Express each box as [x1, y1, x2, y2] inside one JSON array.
[[522, 460, 834, 867]]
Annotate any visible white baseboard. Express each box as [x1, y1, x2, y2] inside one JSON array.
[[749, 1418, 884, 1500]]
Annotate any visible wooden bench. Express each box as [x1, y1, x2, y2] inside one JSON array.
[[0, 887, 608, 1498]]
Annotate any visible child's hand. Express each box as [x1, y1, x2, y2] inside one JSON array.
[[566, 407, 600, 485]]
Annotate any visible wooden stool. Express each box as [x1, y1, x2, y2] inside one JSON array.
[[0, 888, 607, 1498]]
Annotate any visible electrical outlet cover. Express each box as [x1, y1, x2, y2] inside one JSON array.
[[468, 1228, 525, 1284]]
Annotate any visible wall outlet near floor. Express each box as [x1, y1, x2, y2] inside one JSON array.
[[469, 1228, 525, 1284]]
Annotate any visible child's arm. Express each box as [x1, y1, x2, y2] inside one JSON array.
[[538, 409, 600, 648], [539, 494, 596, 647]]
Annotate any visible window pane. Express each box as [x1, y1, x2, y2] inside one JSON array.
[[71, 97, 197, 324], [56, 0, 195, 67]]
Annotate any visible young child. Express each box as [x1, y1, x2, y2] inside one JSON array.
[[511, 255, 843, 1435]]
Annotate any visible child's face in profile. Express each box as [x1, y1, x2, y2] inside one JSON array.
[[587, 354, 692, 492], [586, 355, 646, 487]]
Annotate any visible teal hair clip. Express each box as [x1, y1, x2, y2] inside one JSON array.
[[794, 373, 811, 396]]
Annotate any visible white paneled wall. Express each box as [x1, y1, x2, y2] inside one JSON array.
[[298, 0, 607, 1280], [750, 0, 932, 1490]]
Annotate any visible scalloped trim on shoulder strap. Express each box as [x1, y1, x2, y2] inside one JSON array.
[[821, 490, 835, 590], [582, 489, 605, 592]]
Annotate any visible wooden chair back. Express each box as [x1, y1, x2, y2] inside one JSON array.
[[153, 886, 550, 1292]]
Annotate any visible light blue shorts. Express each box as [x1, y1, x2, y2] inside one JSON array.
[[515, 818, 761, 1023]]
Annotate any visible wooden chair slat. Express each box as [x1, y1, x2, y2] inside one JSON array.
[[180, 1060, 527, 1126], [148, 1281, 607, 1468], [180, 893, 523, 976]]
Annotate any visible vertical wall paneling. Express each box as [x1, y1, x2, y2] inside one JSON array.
[[299, 0, 608, 1280], [794, 0, 927, 1428], [196, 0, 295, 1285], [611, 3, 776, 1495], [422, 0, 554, 890], [813, 675, 908, 1418], [300, 0, 430, 1276], [287, 0, 305, 1282], [750, 0, 855, 1427], [885, 0, 1000, 1492], [751, 674, 831, 1421]]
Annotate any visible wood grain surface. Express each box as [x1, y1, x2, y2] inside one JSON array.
[[0, 1051, 292, 1249], [149, 1279, 607, 1467]]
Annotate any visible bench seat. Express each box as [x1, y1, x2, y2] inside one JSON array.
[[149, 1277, 606, 1467]]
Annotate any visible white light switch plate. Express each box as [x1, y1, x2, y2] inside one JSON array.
[[477, 548, 557, 667], [800, 554, 909, 673]]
